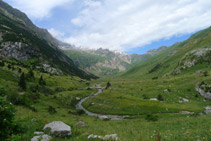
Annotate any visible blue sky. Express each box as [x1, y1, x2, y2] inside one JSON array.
[[4, 0, 211, 54]]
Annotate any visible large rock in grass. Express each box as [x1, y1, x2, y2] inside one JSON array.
[[99, 116, 110, 121], [43, 121, 71, 137], [31, 134, 52, 141], [205, 106, 211, 114], [103, 134, 119, 141]]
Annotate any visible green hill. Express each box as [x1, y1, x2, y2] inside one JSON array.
[[121, 26, 211, 79]]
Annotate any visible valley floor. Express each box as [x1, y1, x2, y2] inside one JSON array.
[[0, 61, 211, 140]]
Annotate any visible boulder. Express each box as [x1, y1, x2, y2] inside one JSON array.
[[34, 131, 44, 135], [99, 116, 110, 121], [179, 111, 194, 114], [205, 106, 211, 114], [75, 121, 86, 127], [31, 134, 52, 141], [179, 97, 189, 103], [103, 134, 119, 141], [76, 97, 81, 101], [43, 121, 71, 137], [88, 134, 102, 140], [150, 98, 158, 101]]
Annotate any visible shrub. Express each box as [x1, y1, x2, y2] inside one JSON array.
[[48, 106, 57, 114], [0, 96, 16, 140], [106, 81, 111, 89], [142, 94, 148, 99], [76, 109, 85, 115], [0, 61, 5, 67], [145, 114, 158, 122], [0, 86, 6, 97], [157, 94, 164, 101], [26, 69, 34, 80], [203, 71, 209, 77]]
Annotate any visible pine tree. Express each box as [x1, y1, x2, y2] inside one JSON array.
[[39, 76, 46, 86], [106, 81, 111, 89], [19, 73, 26, 90], [27, 69, 34, 79]]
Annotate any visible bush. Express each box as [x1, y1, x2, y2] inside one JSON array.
[[106, 81, 111, 89], [76, 109, 85, 115], [157, 94, 164, 101], [0, 86, 6, 97], [203, 71, 209, 77], [0, 96, 16, 140], [48, 106, 57, 114], [142, 94, 148, 99], [145, 114, 158, 122]]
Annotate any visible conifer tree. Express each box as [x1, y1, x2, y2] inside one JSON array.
[[39, 76, 46, 86], [19, 73, 26, 90]]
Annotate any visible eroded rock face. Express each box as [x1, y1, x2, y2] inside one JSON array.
[[43, 121, 71, 137], [0, 42, 38, 60], [173, 48, 211, 75], [36, 64, 62, 75]]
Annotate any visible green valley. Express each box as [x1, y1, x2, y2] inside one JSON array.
[[0, 0, 211, 141]]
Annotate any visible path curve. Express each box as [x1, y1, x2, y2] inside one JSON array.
[[76, 85, 128, 120]]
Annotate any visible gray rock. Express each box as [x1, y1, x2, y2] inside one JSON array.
[[76, 97, 81, 101], [31, 134, 52, 141], [43, 121, 71, 137], [88, 134, 102, 140], [179, 111, 194, 114], [150, 98, 158, 101], [179, 97, 189, 103], [103, 134, 119, 141], [75, 121, 86, 127], [195, 70, 204, 74], [195, 84, 211, 100], [31, 118, 37, 122], [99, 116, 110, 121], [205, 106, 211, 114], [34, 131, 44, 135]]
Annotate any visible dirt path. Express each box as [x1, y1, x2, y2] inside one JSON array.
[[76, 85, 128, 120]]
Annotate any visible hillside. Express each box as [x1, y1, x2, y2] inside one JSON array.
[[0, 0, 96, 79], [62, 46, 167, 76], [121, 27, 211, 79]]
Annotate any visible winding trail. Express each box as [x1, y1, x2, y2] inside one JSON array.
[[76, 85, 128, 120]]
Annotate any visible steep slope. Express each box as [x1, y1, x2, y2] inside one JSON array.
[[121, 26, 211, 79], [62, 46, 167, 76], [0, 0, 96, 79]]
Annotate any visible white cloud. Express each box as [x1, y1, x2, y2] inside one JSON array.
[[48, 28, 65, 39], [5, 0, 73, 19], [64, 0, 211, 51]]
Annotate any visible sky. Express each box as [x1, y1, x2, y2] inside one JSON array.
[[3, 0, 211, 54]]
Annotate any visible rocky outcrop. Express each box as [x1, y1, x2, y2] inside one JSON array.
[[173, 48, 211, 75], [36, 64, 62, 75], [195, 83, 211, 100], [43, 121, 72, 137], [0, 42, 38, 60]]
